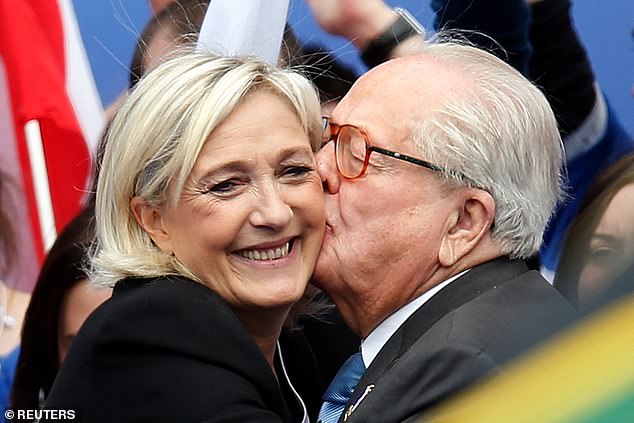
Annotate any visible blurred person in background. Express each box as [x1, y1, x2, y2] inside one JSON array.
[[130, 0, 209, 89], [131, 0, 306, 90], [526, 0, 634, 279], [0, 171, 30, 422], [555, 153, 634, 308], [149, 0, 174, 15], [10, 207, 110, 413]]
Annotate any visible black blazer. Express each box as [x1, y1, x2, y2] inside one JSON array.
[[338, 258, 575, 423], [43, 276, 304, 422]]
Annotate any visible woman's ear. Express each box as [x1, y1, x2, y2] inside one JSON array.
[[130, 196, 173, 253], [439, 189, 496, 267]]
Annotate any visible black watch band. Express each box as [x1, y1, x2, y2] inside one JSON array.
[[360, 8, 424, 69]]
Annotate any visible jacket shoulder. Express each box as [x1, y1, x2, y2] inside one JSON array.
[[45, 276, 287, 422]]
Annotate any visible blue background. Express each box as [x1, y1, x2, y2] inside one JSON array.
[[73, 0, 633, 135]]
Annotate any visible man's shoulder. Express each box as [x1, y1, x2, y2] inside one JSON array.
[[447, 257, 572, 320], [428, 260, 574, 358], [461, 259, 571, 312], [390, 258, 569, 354], [345, 259, 574, 422], [347, 341, 499, 422]]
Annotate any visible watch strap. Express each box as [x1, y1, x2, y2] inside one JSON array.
[[360, 8, 424, 69]]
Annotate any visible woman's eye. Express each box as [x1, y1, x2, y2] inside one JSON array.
[[208, 179, 240, 194], [589, 246, 619, 265], [282, 166, 313, 177]]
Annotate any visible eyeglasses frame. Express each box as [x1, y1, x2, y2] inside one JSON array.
[[322, 117, 445, 180]]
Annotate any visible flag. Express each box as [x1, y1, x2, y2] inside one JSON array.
[[0, 0, 104, 291], [425, 292, 634, 423], [196, 0, 290, 66]]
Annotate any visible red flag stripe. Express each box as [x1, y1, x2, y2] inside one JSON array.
[[0, 0, 100, 290]]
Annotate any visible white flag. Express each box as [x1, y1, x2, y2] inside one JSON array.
[[196, 0, 290, 65]]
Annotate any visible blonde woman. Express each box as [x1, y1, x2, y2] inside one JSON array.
[[44, 54, 325, 422]]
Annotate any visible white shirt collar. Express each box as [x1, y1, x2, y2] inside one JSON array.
[[361, 269, 469, 368]]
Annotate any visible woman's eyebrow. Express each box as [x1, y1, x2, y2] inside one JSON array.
[[280, 143, 320, 162]]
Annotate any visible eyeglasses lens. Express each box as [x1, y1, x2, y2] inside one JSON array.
[[321, 118, 332, 146], [337, 126, 367, 179]]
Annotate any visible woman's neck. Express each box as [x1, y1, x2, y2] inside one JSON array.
[[254, 333, 280, 374], [237, 307, 290, 376]]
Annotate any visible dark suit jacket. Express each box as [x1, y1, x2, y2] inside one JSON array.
[[43, 276, 303, 423], [339, 258, 575, 423]]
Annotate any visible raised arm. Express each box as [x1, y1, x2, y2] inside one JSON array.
[[431, 0, 532, 75], [527, 0, 596, 138], [305, 0, 425, 65]]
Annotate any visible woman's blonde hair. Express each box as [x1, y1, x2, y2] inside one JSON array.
[[92, 53, 322, 288]]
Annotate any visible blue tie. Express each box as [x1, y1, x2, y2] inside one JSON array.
[[318, 352, 365, 423]]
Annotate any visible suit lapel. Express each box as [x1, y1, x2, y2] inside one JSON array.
[[398, 257, 528, 354], [343, 257, 529, 421]]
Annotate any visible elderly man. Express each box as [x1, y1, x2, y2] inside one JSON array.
[[313, 40, 574, 423]]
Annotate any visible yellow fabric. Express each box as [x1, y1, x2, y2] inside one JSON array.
[[425, 293, 634, 423]]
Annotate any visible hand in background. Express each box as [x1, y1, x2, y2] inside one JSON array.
[[305, 0, 395, 49]]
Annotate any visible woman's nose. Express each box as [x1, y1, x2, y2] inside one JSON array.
[[249, 184, 293, 230]]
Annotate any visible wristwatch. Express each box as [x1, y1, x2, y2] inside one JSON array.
[[360, 7, 425, 69]]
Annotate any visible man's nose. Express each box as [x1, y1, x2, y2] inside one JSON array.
[[316, 142, 341, 194]]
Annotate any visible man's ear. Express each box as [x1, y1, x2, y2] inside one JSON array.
[[130, 196, 173, 253], [439, 189, 496, 267]]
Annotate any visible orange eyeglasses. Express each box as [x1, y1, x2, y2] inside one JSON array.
[[321, 116, 444, 180]]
